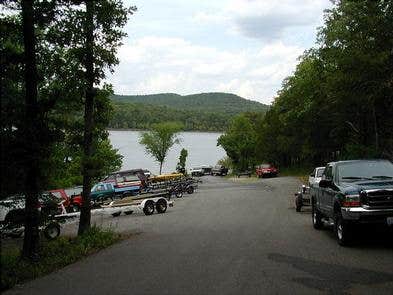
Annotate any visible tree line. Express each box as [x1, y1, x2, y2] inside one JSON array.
[[112, 92, 269, 115], [1, 1, 134, 259], [109, 101, 232, 131], [219, 0, 393, 171]]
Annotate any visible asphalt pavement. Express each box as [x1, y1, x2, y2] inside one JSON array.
[[6, 176, 393, 295]]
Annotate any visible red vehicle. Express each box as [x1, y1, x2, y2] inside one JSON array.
[[49, 188, 83, 212], [256, 164, 278, 178]]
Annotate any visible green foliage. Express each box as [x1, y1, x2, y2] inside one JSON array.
[[176, 148, 188, 173], [0, 2, 127, 197], [139, 122, 183, 174], [217, 156, 233, 169], [255, 0, 393, 168], [1, 227, 120, 291], [109, 93, 269, 131], [112, 92, 269, 115], [218, 113, 262, 171], [47, 138, 123, 189]]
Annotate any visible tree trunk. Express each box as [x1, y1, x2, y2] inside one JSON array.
[[21, 0, 40, 259], [159, 161, 163, 175], [372, 103, 379, 153], [78, 0, 95, 235]]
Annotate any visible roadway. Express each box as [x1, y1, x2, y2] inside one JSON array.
[[7, 176, 393, 295]]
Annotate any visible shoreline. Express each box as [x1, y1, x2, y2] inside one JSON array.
[[107, 128, 224, 134]]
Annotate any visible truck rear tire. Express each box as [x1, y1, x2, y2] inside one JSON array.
[[143, 201, 155, 215], [312, 202, 323, 229], [156, 199, 167, 213]]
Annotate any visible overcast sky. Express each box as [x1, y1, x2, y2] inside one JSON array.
[[107, 0, 333, 104]]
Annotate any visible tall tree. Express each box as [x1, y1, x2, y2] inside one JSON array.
[[20, 0, 41, 259], [76, 1, 135, 235], [78, 0, 95, 235], [139, 122, 183, 174]]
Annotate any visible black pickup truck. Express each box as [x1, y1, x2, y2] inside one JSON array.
[[311, 159, 393, 246]]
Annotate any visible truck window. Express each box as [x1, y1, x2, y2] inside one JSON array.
[[316, 168, 325, 177], [93, 184, 105, 192], [324, 166, 333, 180], [124, 175, 139, 182]]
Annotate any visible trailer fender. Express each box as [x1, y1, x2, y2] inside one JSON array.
[[139, 198, 154, 209]]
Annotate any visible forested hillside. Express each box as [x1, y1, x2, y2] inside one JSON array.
[[109, 92, 269, 131]]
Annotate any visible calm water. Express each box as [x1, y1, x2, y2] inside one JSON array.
[[109, 130, 226, 174]]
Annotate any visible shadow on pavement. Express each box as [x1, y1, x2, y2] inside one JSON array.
[[268, 253, 393, 295]]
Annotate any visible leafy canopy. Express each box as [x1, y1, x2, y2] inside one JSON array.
[[139, 122, 183, 173]]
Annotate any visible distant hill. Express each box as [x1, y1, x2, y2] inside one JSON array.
[[109, 92, 269, 131]]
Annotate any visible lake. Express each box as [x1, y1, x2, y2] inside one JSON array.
[[109, 130, 226, 174]]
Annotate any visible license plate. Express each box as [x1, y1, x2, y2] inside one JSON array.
[[387, 217, 393, 226]]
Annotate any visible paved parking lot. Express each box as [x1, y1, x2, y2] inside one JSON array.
[[6, 176, 393, 295]]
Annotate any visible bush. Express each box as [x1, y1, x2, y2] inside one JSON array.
[[1, 226, 120, 291]]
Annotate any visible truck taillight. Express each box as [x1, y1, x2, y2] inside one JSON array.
[[342, 194, 360, 207]]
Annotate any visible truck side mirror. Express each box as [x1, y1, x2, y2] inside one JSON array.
[[319, 179, 331, 188]]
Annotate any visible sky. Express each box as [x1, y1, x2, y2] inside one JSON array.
[[107, 0, 333, 105]]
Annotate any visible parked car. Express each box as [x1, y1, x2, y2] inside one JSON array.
[[308, 167, 325, 187], [190, 166, 212, 177], [311, 159, 393, 246], [90, 181, 141, 203], [256, 164, 278, 178], [212, 165, 228, 176]]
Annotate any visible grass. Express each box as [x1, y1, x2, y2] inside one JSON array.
[[279, 167, 312, 184], [1, 226, 121, 291]]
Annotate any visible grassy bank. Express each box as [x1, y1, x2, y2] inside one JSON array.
[[1, 227, 121, 291], [279, 167, 312, 184]]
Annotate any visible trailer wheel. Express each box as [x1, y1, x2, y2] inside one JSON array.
[[143, 201, 155, 215], [44, 222, 60, 240], [156, 199, 167, 213], [295, 195, 302, 212], [112, 211, 121, 217]]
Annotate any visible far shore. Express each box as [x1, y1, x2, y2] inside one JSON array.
[[107, 128, 224, 133]]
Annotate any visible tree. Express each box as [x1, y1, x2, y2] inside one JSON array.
[[1, 1, 80, 258], [255, 0, 393, 169], [139, 122, 183, 174], [1, 1, 130, 245], [74, 1, 135, 235], [20, 0, 41, 259], [176, 148, 188, 174], [218, 114, 258, 171]]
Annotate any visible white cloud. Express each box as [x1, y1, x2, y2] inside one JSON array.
[[193, 0, 331, 40], [108, 0, 333, 104], [192, 12, 228, 24], [109, 36, 304, 104]]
